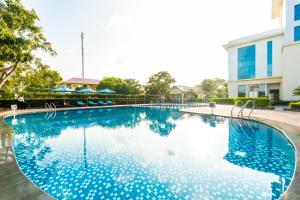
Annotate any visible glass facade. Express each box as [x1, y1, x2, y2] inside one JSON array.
[[295, 4, 300, 21], [295, 26, 300, 42], [238, 45, 256, 80], [258, 84, 266, 97], [238, 85, 246, 97], [267, 41, 272, 77]]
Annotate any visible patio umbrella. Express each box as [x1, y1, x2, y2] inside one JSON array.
[[98, 88, 116, 101], [98, 88, 116, 94], [51, 86, 75, 92], [76, 88, 97, 93]]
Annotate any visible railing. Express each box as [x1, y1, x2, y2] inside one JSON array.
[[134, 102, 206, 109], [231, 100, 243, 116], [237, 100, 256, 118], [44, 103, 57, 120]]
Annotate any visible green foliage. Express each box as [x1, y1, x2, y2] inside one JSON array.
[[145, 71, 175, 97], [289, 102, 300, 109], [24, 58, 62, 91], [208, 98, 235, 105], [0, 0, 55, 88], [236, 97, 270, 108], [124, 78, 143, 94], [0, 63, 30, 95], [98, 77, 128, 94], [293, 86, 300, 96], [206, 97, 270, 107], [97, 77, 144, 95], [0, 95, 159, 108], [0, 59, 62, 96], [197, 78, 227, 98]]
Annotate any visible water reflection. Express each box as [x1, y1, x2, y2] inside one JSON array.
[[5, 107, 295, 200], [224, 119, 295, 199]]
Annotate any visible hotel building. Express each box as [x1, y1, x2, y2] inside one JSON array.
[[223, 0, 300, 101]]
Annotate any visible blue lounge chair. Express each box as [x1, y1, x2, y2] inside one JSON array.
[[106, 100, 115, 105], [98, 100, 108, 105], [76, 100, 86, 106], [88, 101, 98, 106]]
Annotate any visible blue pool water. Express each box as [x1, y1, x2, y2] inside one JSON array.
[[5, 107, 295, 200]]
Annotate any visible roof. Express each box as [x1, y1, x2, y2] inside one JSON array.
[[223, 28, 284, 50], [62, 77, 100, 85], [171, 85, 203, 94]]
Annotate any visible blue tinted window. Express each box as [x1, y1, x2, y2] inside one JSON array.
[[267, 41, 272, 77], [238, 85, 246, 97], [238, 45, 256, 80], [295, 26, 300, 41], [295, 4, 300, 21]]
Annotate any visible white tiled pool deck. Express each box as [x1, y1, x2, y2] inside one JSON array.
[[182, 105, 300, 128]]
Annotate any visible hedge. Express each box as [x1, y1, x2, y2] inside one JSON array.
[[0, 97, 157, 108], [206, 97, 270, 108], [208, 98, 235, 105], [289, 102, 300, 109], [236, 97, 270, 108], [0, 96, 272, 108]]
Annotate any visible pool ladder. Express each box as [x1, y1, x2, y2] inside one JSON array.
[[231, 100, 255, 118], [45, 103, 57, 119]]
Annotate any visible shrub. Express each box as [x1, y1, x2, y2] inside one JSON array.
[[208, 97, 271, 107], [289, 102, 300, 109], [208, 98, 235, 105], [0, 97, 157, 108], [0, 98, 65, 108], [236, 97, 270, 108]]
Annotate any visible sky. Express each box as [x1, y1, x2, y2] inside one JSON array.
[[22, 0, 280, 86]]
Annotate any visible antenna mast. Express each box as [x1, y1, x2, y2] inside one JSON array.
[[81, 32, 85, 78]]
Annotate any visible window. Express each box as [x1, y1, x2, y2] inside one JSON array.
[[295, 4, 300, 21], [295, 26, 300, 42], [258, 84, 266, 97], [238, 85, 246, 97], [267, 41, 272, 77], [238, 45, 256, 80]]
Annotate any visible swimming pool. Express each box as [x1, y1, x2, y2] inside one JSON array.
[[5, 107, 295, 200]]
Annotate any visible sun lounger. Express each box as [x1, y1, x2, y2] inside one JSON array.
[[76, 100, 86, 106], [98, 100, 108, 105], [106, 100, 115, 105], [88, 101, 98, 106]]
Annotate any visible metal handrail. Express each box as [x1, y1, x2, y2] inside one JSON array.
[[231, 100, 243, 116], [50, 103, 56, 110], [44, 103, 57, 120], [45, 103, 51, 110], [238, 100, 255, 118]]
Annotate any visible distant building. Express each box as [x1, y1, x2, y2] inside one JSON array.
[[223, 0, 300, 101], [170, 85, 204, 103], [61, 77, 100, 90]]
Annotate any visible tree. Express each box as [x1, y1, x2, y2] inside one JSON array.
[[197, 78, 228, 98], [0, 63, 30, 96], [0, 0, 56, 88], [293, 86, 300, 96], [0, 59, 62, 96], [124, 78, 144, 94], [24, 58, 62, 91], [145, 71, 175, 97], [98, 77, 128, 94]]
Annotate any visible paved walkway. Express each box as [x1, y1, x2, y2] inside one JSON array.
[[182, 105, 300, 128]]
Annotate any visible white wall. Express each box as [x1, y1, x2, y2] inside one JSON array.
[[282, 43, 300, 101], [284, 0, 300, 43], [227, 35, 284, 81]]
